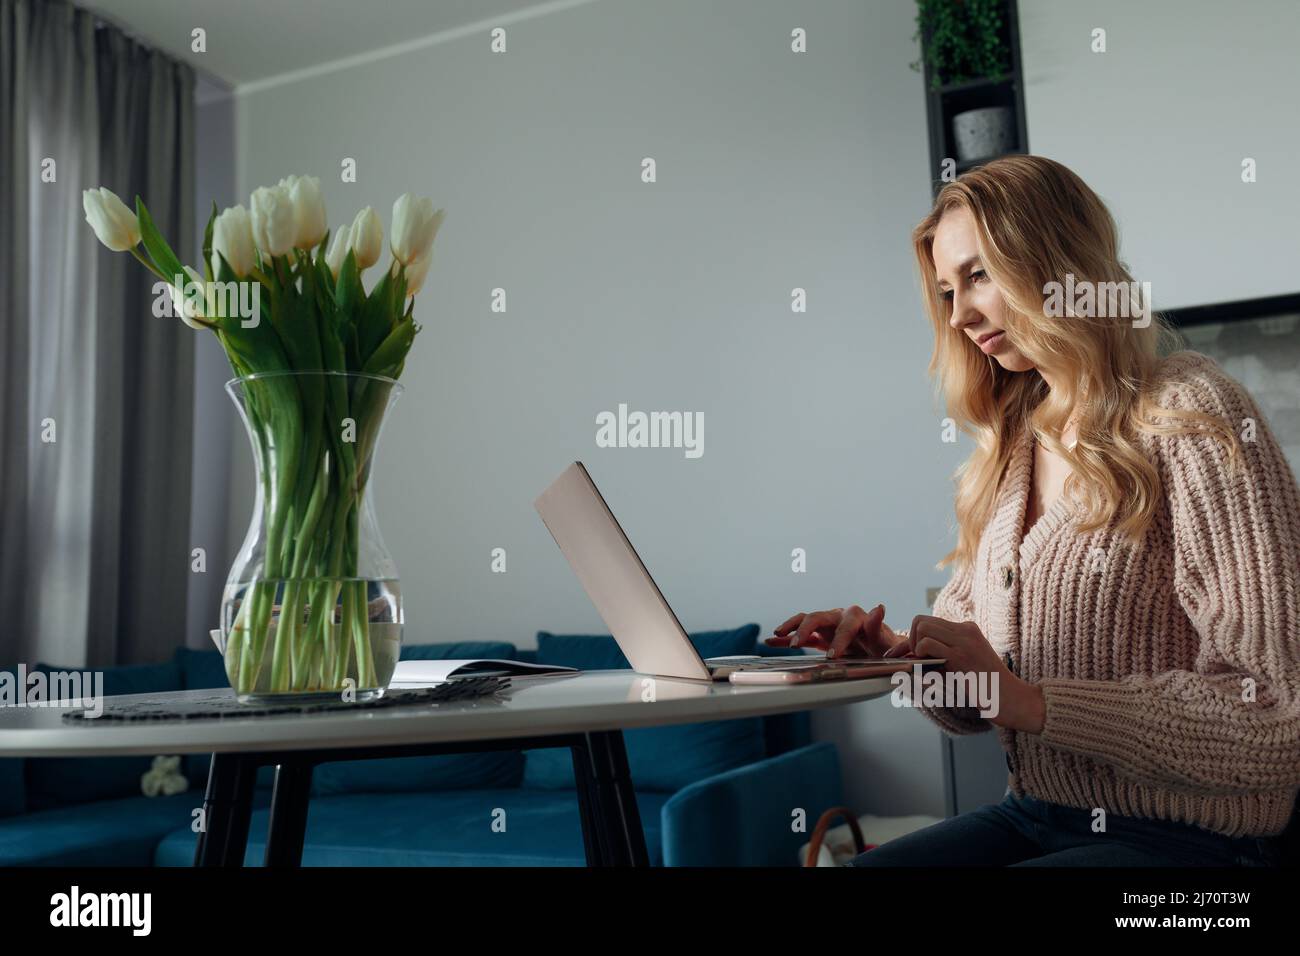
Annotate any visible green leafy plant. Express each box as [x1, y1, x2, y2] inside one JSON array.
[[910, 0, 1011, 91]]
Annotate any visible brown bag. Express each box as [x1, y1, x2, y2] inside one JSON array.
[[803, 806, 868, 867]]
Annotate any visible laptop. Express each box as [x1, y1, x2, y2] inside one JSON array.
[[534, 461, 940, 682]]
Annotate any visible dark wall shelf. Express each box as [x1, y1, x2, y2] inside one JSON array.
[[936, 75, 1014, 96], [921, 0, 1028, 197], [1163, 293, 1300, 329]]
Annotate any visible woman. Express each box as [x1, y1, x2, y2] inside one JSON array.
[[769, 155, 1300, 866]]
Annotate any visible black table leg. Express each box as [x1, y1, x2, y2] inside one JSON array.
[[573, 730, 650, 867], [570, 740, 605, 866], [194, 753, 258, 867], [195, 731, 647, 868], [264, 760, 314, 867]]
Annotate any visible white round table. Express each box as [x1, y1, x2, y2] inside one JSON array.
[[0, 671, 896, 867]]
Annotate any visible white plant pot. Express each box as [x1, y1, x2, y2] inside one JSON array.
[[952, 106, 1014, 163]]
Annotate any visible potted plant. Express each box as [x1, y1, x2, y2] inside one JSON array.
[[911, 0, 1014, 162]]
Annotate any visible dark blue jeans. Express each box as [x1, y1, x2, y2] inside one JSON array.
[[846, 792, 1284, 867]]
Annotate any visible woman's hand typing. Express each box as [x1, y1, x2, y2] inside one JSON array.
[[765, 604, 909, 659]]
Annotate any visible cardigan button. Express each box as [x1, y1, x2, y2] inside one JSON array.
[[1002, 565, 1014, 589]]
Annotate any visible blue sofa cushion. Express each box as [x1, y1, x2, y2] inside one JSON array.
[[311, 641, 523, 796], [0, 666, 23, 818], [532, 624, 760, 672], [176, 645, 228, 692], [524, 625, 766, 792], [25, 659, 185, 811], [0, 665, 22, 822], [153, 788, 670, 867], [0, 759, 19, 819], [399, 641, 518, 662], [0, 790, 230, 867]]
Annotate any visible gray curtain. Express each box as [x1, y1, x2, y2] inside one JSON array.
[[1, 0, 195, 668]]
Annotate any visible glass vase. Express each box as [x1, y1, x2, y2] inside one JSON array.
[[218, 371, 404, 701]]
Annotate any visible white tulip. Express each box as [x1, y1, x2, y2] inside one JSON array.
[[171, 266, 209, 330], [403, 251, 432, 298], [82, 187, 141, 252], [325, 229, 348, 278], [390, 194, 443, 266], [250, 185, 296, 258], [284, 175, 327, 249], [347, 207, 383, 270], [211, 204, 255, 277]]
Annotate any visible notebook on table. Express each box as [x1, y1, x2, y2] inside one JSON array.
[[389, 659, 578, 686]]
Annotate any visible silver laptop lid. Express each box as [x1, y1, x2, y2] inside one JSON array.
[[534, 462, 712, 681]]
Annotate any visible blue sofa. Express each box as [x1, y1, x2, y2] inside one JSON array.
[[0, 628, 844, 867]]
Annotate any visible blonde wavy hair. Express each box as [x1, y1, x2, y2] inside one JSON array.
[[913, 155, 1239, 569]]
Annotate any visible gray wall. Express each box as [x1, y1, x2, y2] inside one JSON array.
[[229, 0, 972, 818], [1019, 0, 1300, 310]]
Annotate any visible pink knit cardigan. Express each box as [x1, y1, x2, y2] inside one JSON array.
[[922, 350, 1300, 838]]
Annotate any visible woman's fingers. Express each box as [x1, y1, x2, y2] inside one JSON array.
[[772, 608, 842, 640], [774, 610, 970, 652], [910, 614, 964, 643], [883, 640, 909, 658], [769, 606, 903, 656], [769, 611, 814, 647], [828, 604, 883, 659], [766, 630, 832, 649], [772, 612, 808, 637], [882, 621, 920, 657], [769, 633, 875, 657], [767, 632, 824, 648], [793, 609, 843, 647], [879, 621, 907, 653], [912, 636, 950, 662]]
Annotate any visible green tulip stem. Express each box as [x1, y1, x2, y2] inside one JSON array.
[[128, 245, 171, 283]]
